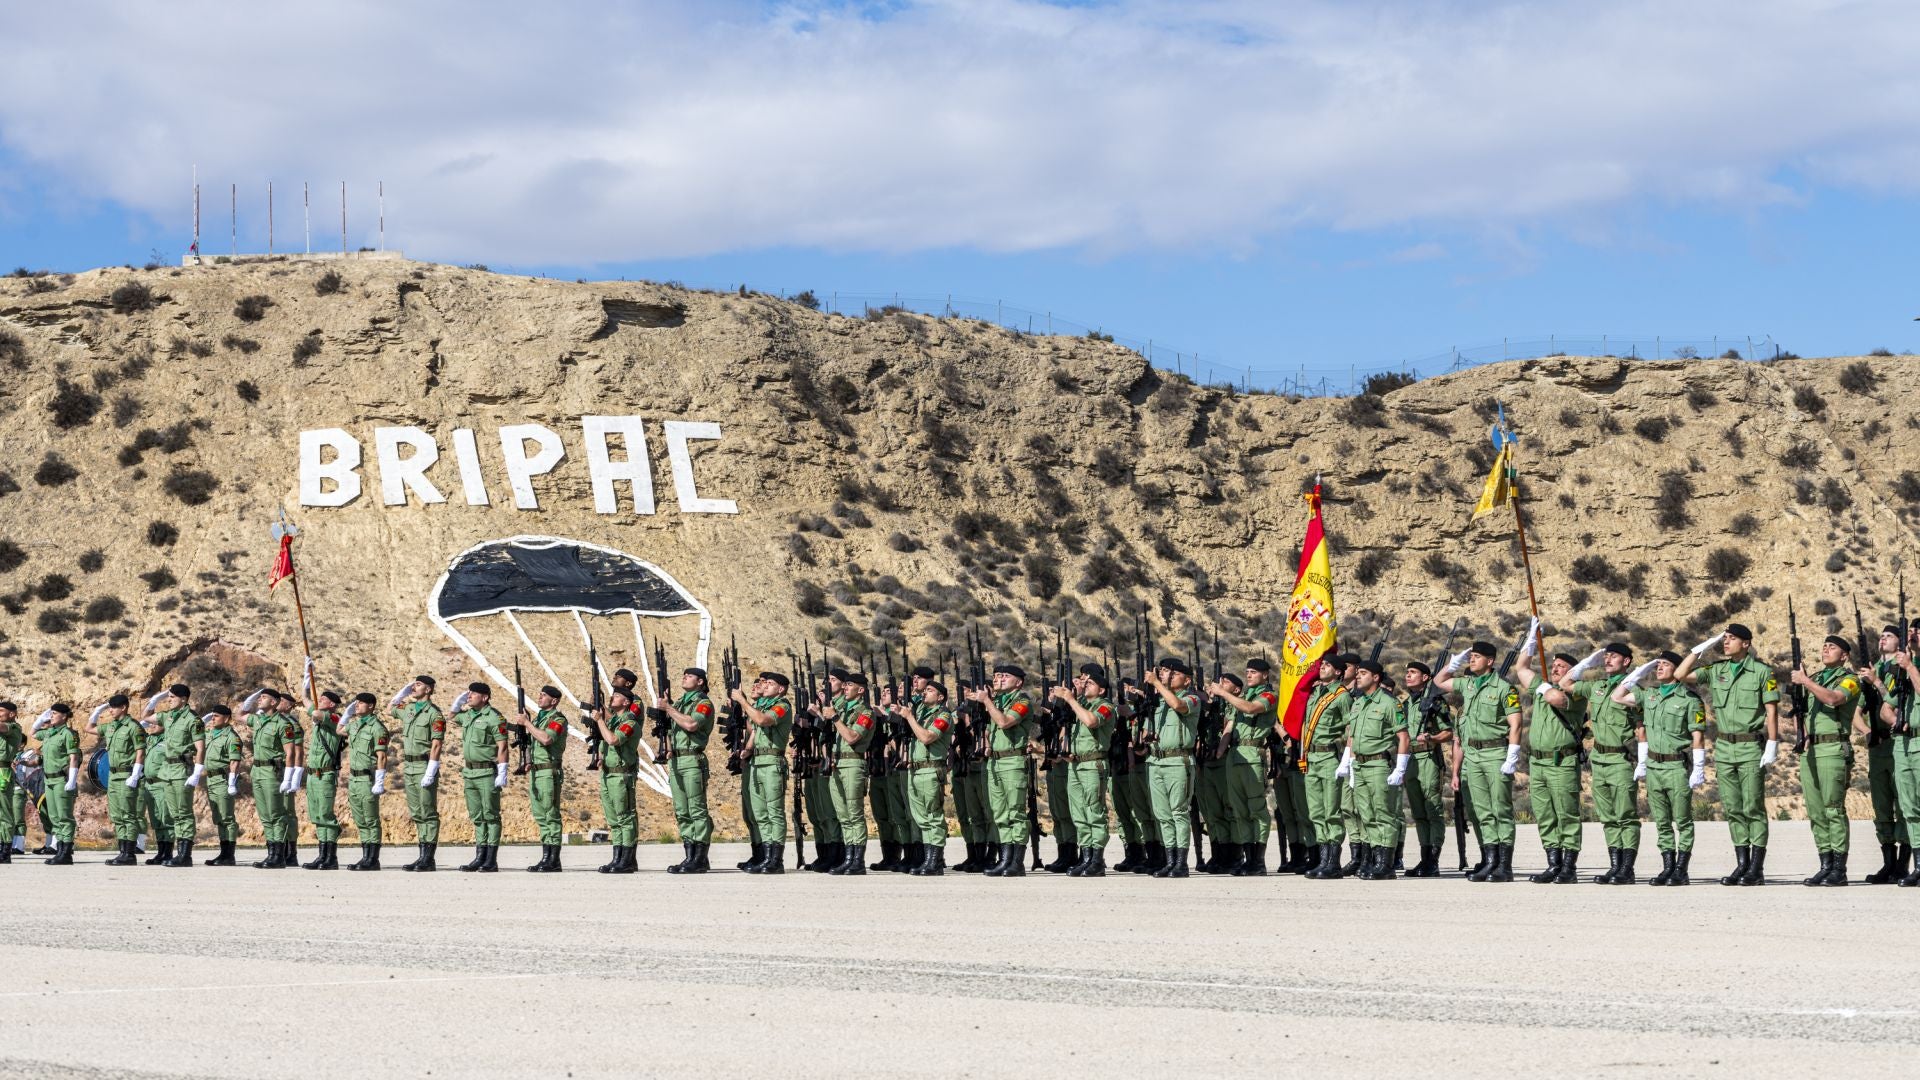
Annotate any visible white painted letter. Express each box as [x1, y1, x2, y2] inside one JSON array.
[[299, 428, 363, 507], [499, 424, 565, 509], [582, 415, 655, 515], [663, 421, 738, 514], [451, 428, 490, 506], [373, 426, 447, 507]]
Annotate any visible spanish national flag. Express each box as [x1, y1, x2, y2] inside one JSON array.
[[1277, 484, 1335, 740], [1472, 442, 1516, 520]]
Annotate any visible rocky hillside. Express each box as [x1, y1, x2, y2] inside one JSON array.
[[2, 258, 1915, 841]]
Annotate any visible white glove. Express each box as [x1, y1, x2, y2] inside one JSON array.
[[89, 703, 111, 727], [278, 768, 294, 794], [1566, 647, 1607, 682], [144, 690, 169, 716], [1444, 648, 1472, 674], [1621, 660, 1658, 690], [34, 709, 57, 733], [1501, 744, 1521, 775], [1516, 618, 1542, 660], [389, 683, 414, 709], [291, 766, 306, 790], [493, 762, 509, 788], [1760, 739, 1779, 767], [1387, 753, 1409, 787], [1688, 748, 1707, 789], [1333, 747, 1353, 779], [186, 764, 204, 788], [126, 762, 143, 787], [420, 760, 439, 787], [65, 766, 79, 792], [1634, 741, 1649, 780], [450, 690, 473, 715], [300, 657, 315, 699], [1690, 632, 1725, 658], [371, 769, 387, 795], [226, 775, 238, 795], [240, 688, 271, 715]]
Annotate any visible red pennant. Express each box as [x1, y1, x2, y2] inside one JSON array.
[[268, 533, 295, 590]]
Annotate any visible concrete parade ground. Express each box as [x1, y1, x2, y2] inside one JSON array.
[[0, 820, 1913, 1080]]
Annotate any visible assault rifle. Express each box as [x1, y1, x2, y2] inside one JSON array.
[[720, 634, 747, 775], [584, 635, 606, 771], [1854, 595, 1888, 748], [1368, 614, 1395, 666], [1789, 597, 1812, 754], [788, 648, 809, 869], [511, 657, 531, 775], [646, 640, 672, 765], [1897, 575, 1914, 736], [1025, 634, 1047, 870], [1187, 625, 1207, 868]]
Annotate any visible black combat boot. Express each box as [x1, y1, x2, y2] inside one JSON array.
[[872, 840, 901, 873], [1340, 842, 1364, 876], [47, 840, 74, 865], [1649, 850, 1677, 886], [1138, 843, 1167, 875], [1070, 846, 1105, 877], [607, 845, 633, 873], [215, 840, 238, 866], [1901, 855, 1920, 888], [1277, 842, 1302, 873], [1210, 842, 1245, 876], [1551, 849, 1576, 883], [896, 842, 924, 873], [1113, 842, 1143, 873], [1802, 851, 1833, 886], [1613, 847, 1638, 884], [1002, 842, 1028, 877], [1670, 850, 1692, 885], [1354, 844, 1379, 880], [283, 841, 299, 869], [1899, 843, 1913, 882], [415, 842, 438, 872], [756, 844, 784, 874], [952, 841, 981, 873], [527, 844, 554, 872], [1720, 846, 1751, 886], [1155, 847, 1189, 878], [1740, 846, 1766, 886], [1313, 841, 1345, 879], [1530, 849, 1562, 884], [1490, 843, 1514, 882], [667, 842, 692, 874], [1865, 843, 1900, 884], [1233, 842, 1268, 877], [683, 842, 707, 873], [602, 845, 635, 874], [1822, 851, 1849, 886], [914, 844, 947, 876], [256, 842, 287, 870], [830, 842, 868, 875], [1468, 843, 1499, 882], [808, 842, 840, 873], [349, 844, 378, 870], [459, 845, 486, 872], [149, 840, 174, 866], [482, 845, 501, 872], [1046, 843, 1077, 873], [1365, 845, 1393, 880], [303, 842, 328, 870], [1591, 847, 1620, 884], [106, 840, 135, 866]]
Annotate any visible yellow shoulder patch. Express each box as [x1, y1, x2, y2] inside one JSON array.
[[1765, 675, 1777, 692], [1841, 678, 1860, 694]]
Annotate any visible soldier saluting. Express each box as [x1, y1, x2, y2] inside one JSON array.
[[91, 695, 145, 866], [450, 683, 509, 874], [1436, 641, 1521, 883], [1674, 623, 1778, 886]]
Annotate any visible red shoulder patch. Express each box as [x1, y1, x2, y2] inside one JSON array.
[[855, 714, 873, 729], [932, 716, 949, 732], [771, 705, 789, 720], [547, 720, 564, 733], [695, 702, 713, 718], [1095, 703, 1114, 720], [618, 722, 633, 735], [432, 720, 446, 735], [1009, 701, 1030, 718], [496, 723, 508, 737], [1257, 691, 1277, 708]]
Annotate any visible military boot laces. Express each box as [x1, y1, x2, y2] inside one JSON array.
[[1553, 849, 1578, 884], [1822, 851, 1849, 886]]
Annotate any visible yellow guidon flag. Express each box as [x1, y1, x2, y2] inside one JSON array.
[[1277, 483, 1335, 742], [1472, 440, 1516, 520]]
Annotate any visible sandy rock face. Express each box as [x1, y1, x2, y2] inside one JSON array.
[[2, 260, 1915, 840]]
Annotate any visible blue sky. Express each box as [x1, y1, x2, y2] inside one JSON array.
[[4, 2, 1918, 384]]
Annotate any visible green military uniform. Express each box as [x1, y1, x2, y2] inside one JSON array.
[[1272, 731, 1313, 867], [985, 689, 1037, 864], [1109, 704, 1154, 868], [807, 695, 844, 854], [37, 721, 80, 845], [1455, 671, 1519, 879], [521, 706, 564, 845], [1800, 664, 1860, 865], [0, 716, 25, 857], [1300, 683, 1352, 872], [1146, 685, 1198, 873], [1636, 681, 1705, 866], [305, 709, 345, 848], [1868, 658, 1909, 855], [249, 711, 297, 847], [1571, 672, 1641, 882], [871, 710, 909, 867], [1698, 654, 1778, 883], [1894, 686, 1920, 886], [454, 704, 507, 857], [1221, 683, 1276, 867], [1063, 694, 1114, 871], [830, 694, 879, 872], [666, 690, 714, 845], [140, 722, 171, 851], [394, 700, 445, 846], [99, 714, 145, 845], [344, 711, 389, 850], [599, 707, 641, 855], [203, 724, 242, 847], [742, 695, 793, 858], [908, 702, 955, 871], [952, 712, 992, 867], [153, 705, 203, 848], [1402, 693, 1451, 870], [1525, 672, 1585, 874], [1346, 685, 1406, 874], [1045, 747, 1076, 865]]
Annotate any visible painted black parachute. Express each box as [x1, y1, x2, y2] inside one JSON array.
[[432, 538, 699, 620]]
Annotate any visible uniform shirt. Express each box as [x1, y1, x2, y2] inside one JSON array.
[[1, 722, 23, 774], [838, 696, 879, 755], [396, 701, 446, 758], [1699, 656, 1778, 736], [1524, 673, 1582, 752], [1151, 688, 1199, 753], [454, 705, 507, 769], [1070, 695, 1117, 756], [530, 707, 568, 766], [1570, 674, 1637, 751], [1804, 665, 1861, 738], [1404, 692, 1451, 745], [150, 706, 200, 779], [250, 712, 295, 766], [1302, 683, 1351, 749], [988, 690, 1035, 753], [1635, 682, 1706, 756], [1869, 658, 1898, 744], [345, 715, 390, 771], [204, 726, 242, 772], [1455, 672, 1519, 743], [750, 696, 793, 754], [1347, 688, 1407, 756], [910, 704, 954, 763], [669, 691, 715, 753], [305, 710, 345, 772], [99, 715, 143, 774], [37, 723, 80, 770], [1228, 683, 1278, 761]]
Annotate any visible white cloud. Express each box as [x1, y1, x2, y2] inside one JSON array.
[[1, 0, 1916, 265]]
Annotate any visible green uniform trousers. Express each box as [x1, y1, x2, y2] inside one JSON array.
[[1590, 751, 1640, 850], [1196, 760, 1228, 849], [530, 765, 564, 845], [1222, 759, 1268, 845], [1868, 745, 1908, 846], [886, 770, 913, 845], [1350, 761, 1399, 847], [107, 772, 139, 841], [950, 768, 983, 842], [42, 779, 77, 842], [156, 777, 194, 843], [140, 780, 170, 842], [205, 777, 239, 842], [807, 767, 840, 845], [1717, 752, 1768, 848], [404, 763, 440, 843], [1111, 768, 1147, 845], [1461, 746, 1514, 846], [1275, 766, 1314, 847], [1404, 752, 1446, 847], [1892, 746, 1920, 849], [832, 760, 871, 844], [1645, 762, 1694, 852], [1304, 752, 1346, 844], [869, 765, 896, 842], [462, 769, 501, 845], [1065, 760, 1109, 849], [1046, 762, 1076, 848], [668, 758, 708, 844], [1800, 744, 1852, 853], [252, 766, 288, 842], [908, 763, 948, 846], [1528, 757, 1582, 851], [1147, 756, 1193, 849], [348, 774, 382, 843], [1341, 776, 1363, 849], [306, 770, 341, 842], [742, 760, 786, 845], [987, 758, 1030, 845], [0, 772, 15, 846], [602, 771, 637, 846]]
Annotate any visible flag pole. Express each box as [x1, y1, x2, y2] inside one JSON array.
[[288, 558, 319, 711], [1503, 419, 1545, 658]]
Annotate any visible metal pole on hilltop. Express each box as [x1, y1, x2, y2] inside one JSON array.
[[340, 181, 347, 253], [268, 181, 273, 255], [230, 184, 236, 256], [303, 182, 310, 254], [379, 181, 385, 252]]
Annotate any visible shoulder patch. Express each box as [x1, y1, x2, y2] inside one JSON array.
[[855, 713, 873, 729], [1841, 678, 1860, 694], [1257, 691, 1277, 708], [496, 723, 508, 737], [772, 704, 789, 719], [1504, 690, 1521, 709], [695, 702, 713, 717], [1009, 700, 1030, 718], [1095, 703, 1114, 720], [932, 716, 950, 732], [1765, 675, 1777, 692], [547, 720, 564, 733], [432, 720, 447, 735]]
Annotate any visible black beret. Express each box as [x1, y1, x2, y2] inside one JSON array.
[[319, 690, 343, 705], [994, 664, 1026, 681], [1604, 642, 1633, 659], [1886, 625, 1904, 639], [1078, 662, 1109, 682], [1336, 653, 1362, 667], [1657, 651, 1682, 666], [829, 667, 852, 681], [1406, 661, 1432, 677], [1217, 672, 1245, 690], [614, 668, 638, 684], [1469, 641, 1497, 658], [684, 667, 707, 680], [1246, 658, 1272, 673], [924, 681, 949, 698], [1357, 659, 1384, 677], [911, 666, 937, 679], [208, 704, 232, 717], [1160, 658, 1192, 677], [1552, 653, 1578, 668], [51, 703, 72, 716], [354, 693, 377, 706], [1826, 635, 1852, 655], [467, 682, 491, 696], [0, 702, 14, 712], [762, 672, 790, 688], [1725, 623, 1753, 642], [842, 672, 869, 688], [107, 693, 130, 708], [414, 675, 436, 690], [169, 683, 191, 699], [540, 685, 562, 699]]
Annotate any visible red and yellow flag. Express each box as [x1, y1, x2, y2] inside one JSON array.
[[1277, 484, 1336, 740]]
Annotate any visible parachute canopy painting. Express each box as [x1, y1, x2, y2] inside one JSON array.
[[427, 536, 712, 796]]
